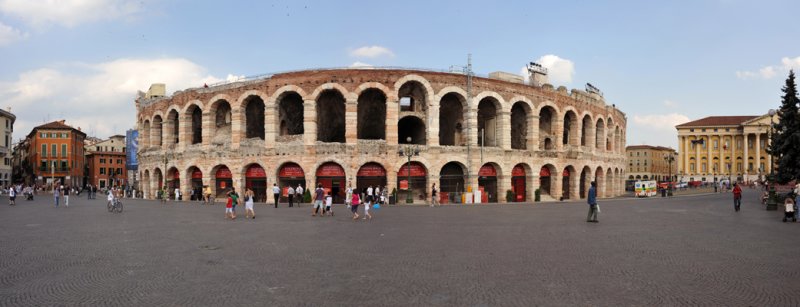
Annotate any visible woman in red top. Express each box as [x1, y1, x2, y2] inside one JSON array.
[[351, 193, 360, 220], [732, 183, 742, 212], [225, 193, 235, 220]]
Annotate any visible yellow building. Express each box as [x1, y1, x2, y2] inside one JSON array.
[[625, 145, 678, 182], [675, 114, 777, 183]]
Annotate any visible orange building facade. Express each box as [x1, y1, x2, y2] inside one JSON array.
[[26, 120, 87, 187], [85, 135, 127, 188]]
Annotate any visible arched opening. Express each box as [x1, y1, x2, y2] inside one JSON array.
[[562, 167, 573, 200], [167, 110, 179, 146], [580, 166, 591, 199], [357, 162, 388, 200], [214, 165, 233, 198], [316, 162, 346, 203], [187, 166, 203, 200], [477, 98, 498, 147], [357, 88, 387, 140], [398, 81, 428, 113], [510, 102, 528, 150], [581, 115, 591, 146], [277, 92, 304, 136], [511, 164, 527, 202], [563, 111, 578, 146], [478, 163, 498, 202], [152, 115, 163, 147], [316, 90, 346, 143], [189, 105, 202, 144], [398, 161, 427, 203], [398, 116, 426, 145], [539, 106, 556, 150], [438, 93, 465, 146], [439, 162, 465, 203], [539, 165, 556, 197], [245, 164, 267, 203], [167, 167, 180, 200], [636, 175, 642, 180], [277, 162, 306, 198], [595, 119, 605, 150], [244, 95, 265, 140], [142, 120, 151, 148], [212, 100, 232, 144]]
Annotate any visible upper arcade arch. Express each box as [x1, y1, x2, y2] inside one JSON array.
[[438, 92, 467, 146], [276, 91, 305, 137], [316, 89, 346, 143], [357, 87, 387, 140]]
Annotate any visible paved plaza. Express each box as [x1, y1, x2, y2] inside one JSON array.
[[1, 189, 798, 306]]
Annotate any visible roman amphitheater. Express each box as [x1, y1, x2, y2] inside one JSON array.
[[135, 67, 627, 203]]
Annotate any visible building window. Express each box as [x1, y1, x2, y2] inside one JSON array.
[[690, 164, 696, 172], [51, 144, 57, 157], [702, 129, 706, 132], [714, 128, 718, 132], [737, 163, 742, 172], [748, 162, 753, 171], [41, 144, 47, 157], [702, 163, 707, 172], [117, 159, 122, 164], [40, 132, 46, 138], [760, 139, 766, 149], [748, 139, 753, 148], [760, 163, 765, 172], [116, 168, 121, 175], [61, 144, 67, 157], [100, 158, 105, 164], [713, 140, 718, 149], [736, 139, 742, 149], [60, 160, 67, 171], [690, 129, 695, 132], [100, 168, 105, 175], [40, 160, 47, 170]]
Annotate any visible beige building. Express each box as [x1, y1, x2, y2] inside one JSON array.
[[676, 114, 777, 183], [0, 108, 15, 186], [135, 68, 628, 203], [625, 145, 677, 182]]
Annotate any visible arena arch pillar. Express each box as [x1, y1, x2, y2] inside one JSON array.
[[551, 171, 563, 201], [386, 97, 399, 145], [303, 100, 317, 146], [531, 175, 540, 201], [264, 100, 277, 149], [201, 112, 212, 148], [530, 116, 540, 151], [428, 100, 440, 147], [498, 111, 511, 150], [554, 118, 564, 152], [345, 98, 358, 144], [230, 109, 242, 150], [498, 169, 511, 203]]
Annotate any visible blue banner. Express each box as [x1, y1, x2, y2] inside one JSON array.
[[126, 129, 139, 171]]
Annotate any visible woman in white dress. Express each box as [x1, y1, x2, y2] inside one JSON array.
[[245, 188, 256, 219]]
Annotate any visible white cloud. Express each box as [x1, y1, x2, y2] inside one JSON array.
[[736, 56, 800, 80], [349, 46, 394, 58], [350, 61, 372, 67], [0, 21, 26, 46], [626, 113, 690, 148], [663, 100, 678, 108], [0, 57, 223, 138], [0, 0, 143, 28]]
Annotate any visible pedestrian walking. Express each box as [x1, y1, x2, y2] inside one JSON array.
[[312, 184, 324, 217], [287, 185, 295, 207], [732, 183, 742, 212], [64, 186, 70, 207], [794, 183, 800, 220], [53, 185, 60, 207], [587, 181, 598, 223], [225, 192, 235, 220], [783, 195, 796, 222], [366, 185, 374, 205], [230, 188, 239, 216], [345, 184, 353, 208], [325, 191, 333, 216], [431, 183, 439, 207], [8, 186, 16, 206], [363, 193, 372, 221], [245, 188, 256, 219], [351, 192, 361, 220], [272, 183, 280, 208], [295, 184, 304, 206], [174, 187, 181, 201]]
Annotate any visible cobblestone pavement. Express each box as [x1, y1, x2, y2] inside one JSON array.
[[1, 188, 798, 306]]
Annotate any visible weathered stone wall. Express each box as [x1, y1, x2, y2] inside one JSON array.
[[136, 69, 627, 203]]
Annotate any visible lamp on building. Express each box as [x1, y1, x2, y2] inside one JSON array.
[[398, 137, 419, 203], [766, 109, 778, 211]]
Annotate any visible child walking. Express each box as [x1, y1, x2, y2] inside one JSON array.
[[325, 191, 334, 216], [225, 192, 235, 220], [363, 195, 372, 220]]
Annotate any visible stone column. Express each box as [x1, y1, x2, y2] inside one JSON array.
[[303, 100, 316, 146], [531, 175, 540, 201], [428, 98, 440, 146], [755, 133, 761, 173], [231, 109, 242, 150], [743, 133, 749, 176], [552, 172, 562, 200], [345, 99, 358, 144], [202, 112, 212, 148], [730, 135, 735, 177], [498, 111, 511, 150], [264, 100, 276, 149], [694, 136, 700, 176], [570, 172, 580, 200], [498, 172, 511, 203], [554, 119, 564, 152], [585, 118, 594, 154], [706, 135, 712, 175], [386, 99, 399, 145], [530, 115, 540, 151]]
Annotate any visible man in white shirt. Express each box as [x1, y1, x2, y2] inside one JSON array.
[[287, 185, 295, 207], [366, 186, 374, 204], [272, 183, 281, 208], [295, 184, 304, 205], [174, 187, 181, 201]]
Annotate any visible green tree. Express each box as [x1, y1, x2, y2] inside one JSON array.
[[769, 70, 800, 183]]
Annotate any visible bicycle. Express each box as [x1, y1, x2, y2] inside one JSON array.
[[107, 198, 123, 213]]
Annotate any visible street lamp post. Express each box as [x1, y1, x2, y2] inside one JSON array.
[[766, 109, 778, 211], [664, 154, 675, 196], [399, 137, 419, 204]]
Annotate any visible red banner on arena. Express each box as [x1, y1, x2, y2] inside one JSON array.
[[316, 163, 345, 177], [279, 163, 305, 178], [512, 165, 525, 177], [191, 169, 203, 179], [246, 165, 266, 178], [479, 165, 497, 177], [539, 167, 550, 177], [216, 167, 232, 179], [399, 179, 409, 190], [562, 169, 570, 177], [397, 163, 426, 177], [357, 163, 386, 177]]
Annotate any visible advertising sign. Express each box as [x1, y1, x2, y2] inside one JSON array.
[[126, 129, 139, 171]]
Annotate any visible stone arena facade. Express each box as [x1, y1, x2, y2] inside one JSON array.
[[135, 68, 627, 203]]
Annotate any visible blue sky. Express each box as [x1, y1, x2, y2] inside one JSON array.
[[1, 0, 798, 149]]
